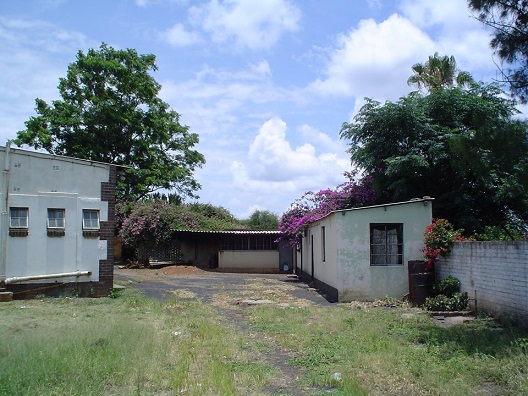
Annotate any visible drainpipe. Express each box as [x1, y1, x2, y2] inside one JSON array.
[[0, 142, 11, 290], [5, 270, 91, 285]]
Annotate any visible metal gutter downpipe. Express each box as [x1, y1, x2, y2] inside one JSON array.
[[5, 271, 92, 285], [0, 142, 11, 289]]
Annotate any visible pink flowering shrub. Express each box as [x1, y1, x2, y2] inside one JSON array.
[[423, 218, 466, 270], [278, 172, 377, 245]]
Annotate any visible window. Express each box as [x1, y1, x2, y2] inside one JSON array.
[[321, 226, 326, 262], [47, 209, 65, 236], [83, 210, 100, 237], [370, 223, 403, 266], [9, 207, 29, 236], [47, 209, 65, 229], [83, 210, 100, 230], [221, 234, 278, 251], [10, 207, 28, 228]]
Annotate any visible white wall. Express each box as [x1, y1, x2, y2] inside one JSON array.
[[218, 250, 279, 272], [437, 241, 528, 327], [336, 201, 432, 301], [304, 215, 338, 291], [0, 148, 110, 283], [301, 199, 433, 301]]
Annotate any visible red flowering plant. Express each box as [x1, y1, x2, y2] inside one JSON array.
[[423, 219, 466, 270], [278, 171, 377, 246]]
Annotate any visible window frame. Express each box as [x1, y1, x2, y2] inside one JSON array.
[[82, 209, 100, 230], [9, 207, 29, 229], [370, 223, 404, 266], [47, 208, 66, 230]]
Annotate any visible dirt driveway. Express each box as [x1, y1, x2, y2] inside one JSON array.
[[114, 265, 334, 308]]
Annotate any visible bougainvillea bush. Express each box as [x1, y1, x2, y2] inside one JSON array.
[[423, 218, 466, 270], [118, 201, 244, 246], [278, 172, 377, 245]]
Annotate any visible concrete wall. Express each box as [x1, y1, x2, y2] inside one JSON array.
[[0, 147, 114, 297], [436, 241, 528, 327], [300, 199, 433, 302], [218, 250, 279, 272]]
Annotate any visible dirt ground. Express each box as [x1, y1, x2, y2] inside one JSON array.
[[114, 265, 335, 308]]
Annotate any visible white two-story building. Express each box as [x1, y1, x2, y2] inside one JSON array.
[[0, 144, 117, 299]]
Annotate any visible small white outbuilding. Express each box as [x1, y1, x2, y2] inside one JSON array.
[[296, 198, 433, 302]]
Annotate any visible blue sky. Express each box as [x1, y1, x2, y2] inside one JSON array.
[[0, 0, 523, 219]]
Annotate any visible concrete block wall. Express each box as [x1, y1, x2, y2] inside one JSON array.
[[436, 241, 528, 327]]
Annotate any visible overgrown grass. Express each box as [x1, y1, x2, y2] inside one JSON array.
[[248, 303, 528, 395], [1, 290, 527, 395], [0, 289, 276, 395]]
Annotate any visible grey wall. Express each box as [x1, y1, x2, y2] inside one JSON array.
[[436, 241, 528, 327]]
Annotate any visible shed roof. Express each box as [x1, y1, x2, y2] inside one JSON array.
[[174, 229, 280, 235]]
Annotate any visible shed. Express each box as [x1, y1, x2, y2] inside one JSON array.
[[138, 230, 290, 273]]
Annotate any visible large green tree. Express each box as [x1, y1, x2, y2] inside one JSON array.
[[340, 84, 528, 234], [469, 0, 528, 103], [16, 43, 205, 200]]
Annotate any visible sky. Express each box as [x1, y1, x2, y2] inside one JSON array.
[[0, 0, 523, 219]]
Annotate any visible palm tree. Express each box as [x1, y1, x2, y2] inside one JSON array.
[[407, 53, 475, 90]]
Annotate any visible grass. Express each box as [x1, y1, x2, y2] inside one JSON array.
[[0, 289, 527, 395], [248, 302, 528, 395], [0, 289, 276, 395]]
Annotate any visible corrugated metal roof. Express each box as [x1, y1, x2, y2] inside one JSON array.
[[173, 229, 281, 235]]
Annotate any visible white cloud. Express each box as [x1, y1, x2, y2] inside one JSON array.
[[188, 0, 301, 50], [399, 0, 495, 80], [161, 22, 201, 46], [308, 14, 434, 100], [237, 117, 349, 186]]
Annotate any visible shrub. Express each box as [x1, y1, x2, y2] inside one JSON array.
[[431, 275, 460, 297], [425, 276, 468, 311], [278, 171, 377, 245], [423, 219, 465, 270], [424, 292, 469, 311]]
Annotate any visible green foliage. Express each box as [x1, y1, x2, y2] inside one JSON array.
[[431, 275, 461, 297], [424, 292, 469, 311], [341, 81, 528, 234], [407, 52, 475, 90], [241, 209, 279, 230], [15, 43, 205, 201], [469, 0, 528, 103], [474, 224, 528, 241]]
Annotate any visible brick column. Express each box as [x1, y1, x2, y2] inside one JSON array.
[[96, 165, 117, 296]]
